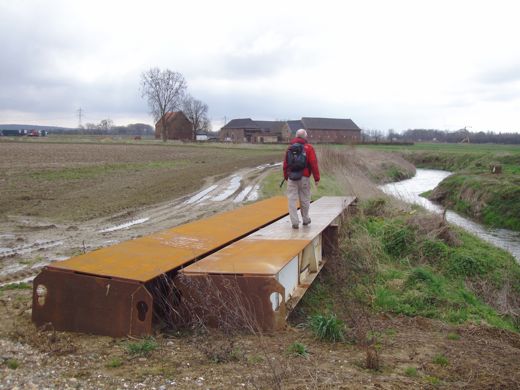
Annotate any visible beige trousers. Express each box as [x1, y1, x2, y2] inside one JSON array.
[[287, 176, 311, 226]]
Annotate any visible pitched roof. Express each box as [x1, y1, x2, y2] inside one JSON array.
[[221, 118, 258, 130], [287, 120, 303, 133], [156, 111, 191, 126], [302, 117, 360, 131], [255, 121, 285, 134]]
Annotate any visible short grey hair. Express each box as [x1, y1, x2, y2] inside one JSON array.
[[295, 128, 307, 139]]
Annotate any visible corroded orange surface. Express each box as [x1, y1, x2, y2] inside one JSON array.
[[182, 196, 354, 276], [50, 196, 289, 282], [182, 239, 309, 275]]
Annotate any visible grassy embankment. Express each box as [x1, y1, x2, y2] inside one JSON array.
[[263, 146, 520, 333], [360, 143, 520, 231]]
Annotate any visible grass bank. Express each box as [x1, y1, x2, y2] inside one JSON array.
[[297, 198, 520, 332]]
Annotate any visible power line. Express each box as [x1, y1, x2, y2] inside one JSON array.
[[77, 108, 83, 128]]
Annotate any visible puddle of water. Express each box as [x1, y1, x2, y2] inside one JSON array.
[[1, 263, 26, 274], [99, 218, 150, 233], [212, 175, 242, 201], [234, 186, 253, 203], [184, 185, 218, 205], [381, 169, 520, 262], [0, 240, 63, 258], [246, 184, 260, 201], [0, 276, 34, 287], [256, 162, 282, 170]]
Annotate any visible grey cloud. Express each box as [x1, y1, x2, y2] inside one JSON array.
[[479, 64, 520, 84]]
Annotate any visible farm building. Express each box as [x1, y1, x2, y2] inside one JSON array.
[[282, 120, 304, 141], [155, 111, 194, 141], [221, 116, 362, 144], [219, 119, 285, 143], [300, 117, 361, 144]]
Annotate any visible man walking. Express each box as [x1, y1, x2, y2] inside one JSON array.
[[283, 129, 320, 229]]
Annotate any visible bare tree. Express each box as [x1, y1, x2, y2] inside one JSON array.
[[182, 95, 211, 134], [141, 68, 187, 142], [99, 119, 113, 132]]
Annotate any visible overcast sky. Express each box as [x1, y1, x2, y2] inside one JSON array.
[[1, 0, 520, 132]]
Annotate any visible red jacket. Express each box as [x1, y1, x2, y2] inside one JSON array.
[[283, 137, 320, 182]]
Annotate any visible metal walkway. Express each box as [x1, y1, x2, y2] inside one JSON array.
[[32, 196, 289, 337], [176, 196, 356, 331]]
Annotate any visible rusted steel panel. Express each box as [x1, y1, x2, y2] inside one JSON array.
[[32, 268, 153, 337], [175, 273, 286, 331], [49, 196, 289, 282]]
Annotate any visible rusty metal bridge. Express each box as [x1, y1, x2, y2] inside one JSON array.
[[32, 196, 355, 336]]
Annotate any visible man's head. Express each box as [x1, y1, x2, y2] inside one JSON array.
[[296, 129, 307, 139]]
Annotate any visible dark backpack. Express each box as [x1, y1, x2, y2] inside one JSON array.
[[286, 143, 307, 180]]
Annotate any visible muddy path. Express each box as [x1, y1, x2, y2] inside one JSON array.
[[0, 163, 281, 286]]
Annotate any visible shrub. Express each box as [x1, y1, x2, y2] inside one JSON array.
[[404, 366, 418, 377], [432, 354, 449, 367], [287, 342, 309, 357], [447, 332, 460, 340], [309, 313, 344, 342], [6, 359, 19, 369], [126, 337, 158, 356], [382, 222, 416, 258], [447, 251, 492, 276], [106, 357, 123, 368]]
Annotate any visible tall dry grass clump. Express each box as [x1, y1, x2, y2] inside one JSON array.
[[316, 146, 415, 201]]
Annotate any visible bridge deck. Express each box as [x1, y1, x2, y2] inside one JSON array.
[[48, 196, 289, 282]]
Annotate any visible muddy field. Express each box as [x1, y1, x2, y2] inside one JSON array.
[[0, 141, 282, 221]]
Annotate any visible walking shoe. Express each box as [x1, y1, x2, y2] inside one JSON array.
[[292, 224, 299, 229], [303, 219, 311, 226]]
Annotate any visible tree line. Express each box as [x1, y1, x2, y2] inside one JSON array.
[[51, 122, 154, 136], [363, 128, 520, 144]]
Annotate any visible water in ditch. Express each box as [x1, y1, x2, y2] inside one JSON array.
[[380, 169, 520, 262]]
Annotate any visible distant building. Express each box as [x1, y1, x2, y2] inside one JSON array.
[[282, 120, 304, 141], [300, 117, 361, 144], [219, 119, 284, 143], [155, 111, 193, 141], [220, 116, 361, 144]]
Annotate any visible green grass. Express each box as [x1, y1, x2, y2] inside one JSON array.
[[404, 366, 419, 377], [308, 313, 345, 342], [424, 375, 441, 385], [287, 342, 309, 357], [432, 354, 449, 367], [5, 359, 19, 369], [0, 282, 32, 292], [359, 142, 520, 155], [298, 199, 520, 333], [106, 357, 123, 368], [126, 337, 158, 356], [432, 173, 520, 230], [447, 332, 460, 340]]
